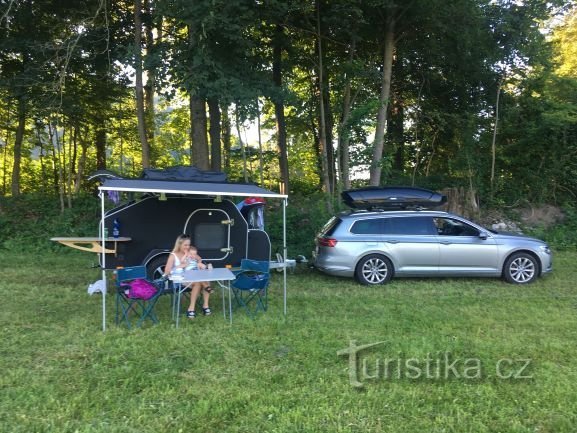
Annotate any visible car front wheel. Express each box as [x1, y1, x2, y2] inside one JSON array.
[[355, 254, 393, 285], [503, 252, 539, 284]]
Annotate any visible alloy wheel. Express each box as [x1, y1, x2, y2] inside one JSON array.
[[508, 256, 536, 283], [361, 257, 389, 284]]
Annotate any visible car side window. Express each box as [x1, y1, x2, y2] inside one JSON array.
[[350, 218, 384, 235], [384, 216, 436, 235], [434, 217, 479, 236]]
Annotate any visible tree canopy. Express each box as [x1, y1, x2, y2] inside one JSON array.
[[0, 0, 576, 208]]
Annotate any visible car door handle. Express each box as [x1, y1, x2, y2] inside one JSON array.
[[440, 240, 452, 245], [385, 240, 399, 244]]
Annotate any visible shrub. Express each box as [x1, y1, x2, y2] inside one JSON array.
[[266, 193, 335, 258], [0, 194, 100, 252]]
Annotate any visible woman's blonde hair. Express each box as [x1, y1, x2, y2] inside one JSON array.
[[172, 234, 191, 253]]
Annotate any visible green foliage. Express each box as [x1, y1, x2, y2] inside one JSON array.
[[0, 194, 100, 252], [526, 204, 577, 250], [1, 0, 577, 212], [266, 193, 335, 257]]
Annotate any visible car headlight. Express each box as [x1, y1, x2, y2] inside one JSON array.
[[539, 245, 551, 255]]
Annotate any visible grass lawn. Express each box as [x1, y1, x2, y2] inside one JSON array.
[[1, 249, 576, 433]]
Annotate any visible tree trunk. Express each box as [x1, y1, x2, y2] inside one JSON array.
[[35, 122, 47, 192], [3, 124, 11, 195], [75, 128, 87, 194], [95, 126, 106, 170], [308, 82, 323, 189], [389, 98, 404, 172], [442, 187, 479, 220], [47, 124, 58, 194], [66, 124, 78, 206], [11, 97, 25, 196], [144, 0, 156, 149], [338, 40, 356, 191], [134, 0, 150, 168], [316, 0, 332, 211], [208, 97, 221, 171], [235, 106, 248, 182], [50, 122, 65, 213], [490, 76, 503, 195], [273, 24, 289, 195], [410, 78, 425, 185], [221, 104, 231, 173], [369, 16, 395, 186], [189, 94, 209, 170], [321, 61, 335, 193], [256, 98, 264, 185]]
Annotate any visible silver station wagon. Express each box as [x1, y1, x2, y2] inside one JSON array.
[[313, 209, 553, 285]]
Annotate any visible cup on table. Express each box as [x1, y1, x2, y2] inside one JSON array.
[[207, 263, 213, 271]]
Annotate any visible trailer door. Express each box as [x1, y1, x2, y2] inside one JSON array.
[[184, 209, 233, 261]]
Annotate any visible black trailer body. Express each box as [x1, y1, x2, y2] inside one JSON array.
[[101, 195, 271, 276], [96, 177, 285, 279]]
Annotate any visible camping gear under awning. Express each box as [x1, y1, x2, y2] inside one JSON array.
[[96, 178, 288, 331]]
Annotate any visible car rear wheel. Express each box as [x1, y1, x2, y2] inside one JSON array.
[[355, 254, 393, 285], [503, 252, 539, 284]]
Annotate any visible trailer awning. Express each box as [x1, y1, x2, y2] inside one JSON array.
[[99, 179, 288, 199], [95, 176, 289, 331]]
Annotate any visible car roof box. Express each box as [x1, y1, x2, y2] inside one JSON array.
[[341, 186, 447, 209]]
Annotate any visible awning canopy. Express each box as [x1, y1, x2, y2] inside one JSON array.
[[99, 179, 287, 199]]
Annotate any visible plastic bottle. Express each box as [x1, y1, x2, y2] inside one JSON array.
[[112, 219, 120, 238]]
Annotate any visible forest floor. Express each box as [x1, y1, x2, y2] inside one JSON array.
[[1, 250, 576, 433]]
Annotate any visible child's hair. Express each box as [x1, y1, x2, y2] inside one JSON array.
[[172, 234, 190, 253]]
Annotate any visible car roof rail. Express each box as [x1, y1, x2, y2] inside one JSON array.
[[350, 205, 432, 213]]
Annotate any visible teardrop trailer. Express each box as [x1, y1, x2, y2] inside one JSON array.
[[51, 168, 290, 330], [97, 181, 282, 276]]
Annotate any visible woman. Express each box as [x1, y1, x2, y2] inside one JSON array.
[[164, 234, 211, 319]]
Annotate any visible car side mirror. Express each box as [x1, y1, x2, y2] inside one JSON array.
[[478, 232, 488, 240]]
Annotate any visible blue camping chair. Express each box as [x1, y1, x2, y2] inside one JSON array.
[[231, 259, 270, 317], [115, 266, 170, 328]]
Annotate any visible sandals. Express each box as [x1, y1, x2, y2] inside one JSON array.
[[203, 286, 214, 294], [186, 307, 211, 318]]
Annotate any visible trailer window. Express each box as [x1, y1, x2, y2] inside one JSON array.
[[194, 223, 227, 249]]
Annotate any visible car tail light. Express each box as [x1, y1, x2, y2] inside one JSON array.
[[317, 237, 338, 247]]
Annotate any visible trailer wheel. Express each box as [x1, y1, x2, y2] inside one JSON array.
[[146, 255, 168, 280]]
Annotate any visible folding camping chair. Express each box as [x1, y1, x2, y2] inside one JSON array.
[[230, 259, 270, 318], [115, 266, 170, 328]]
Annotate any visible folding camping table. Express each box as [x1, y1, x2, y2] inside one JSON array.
[[51, 237, 131, 256], [170, 267, 236, 328]]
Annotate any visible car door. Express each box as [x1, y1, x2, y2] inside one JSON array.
[[433, 217, 499, 275], [381, 216, 440, 276]]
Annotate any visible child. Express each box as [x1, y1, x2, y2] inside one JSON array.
[[185, 246, 214, 295]]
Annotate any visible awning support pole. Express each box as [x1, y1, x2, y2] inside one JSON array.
[[100, 192, 107, 331], [283, 197, 287, 316]]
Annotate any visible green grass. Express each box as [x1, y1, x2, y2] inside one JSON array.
[[1, 250, 577, 433]]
